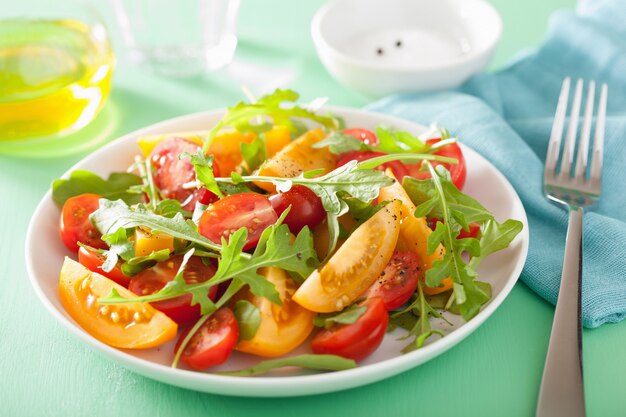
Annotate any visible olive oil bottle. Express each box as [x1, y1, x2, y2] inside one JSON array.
[[0, 19, 114, 141]]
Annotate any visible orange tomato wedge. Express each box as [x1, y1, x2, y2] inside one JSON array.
[[59, 258, 177, 349], [255, 128, 337, 192], [207, 131, 256, 175], [293, 200, 402, 313], [234, 267, 315, 357], [378, 169, 452, 295]]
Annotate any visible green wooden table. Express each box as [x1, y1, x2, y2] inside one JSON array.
[[4, 0, 626, 416]]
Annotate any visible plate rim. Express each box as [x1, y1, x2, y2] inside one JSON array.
[[25, 106, 529, 397]]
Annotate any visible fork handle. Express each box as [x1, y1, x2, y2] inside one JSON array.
[[536, 207, 585, 417]]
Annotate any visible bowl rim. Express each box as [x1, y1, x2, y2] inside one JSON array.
[[311, 0, 503, 73]]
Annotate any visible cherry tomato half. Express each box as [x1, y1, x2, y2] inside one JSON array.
[[175, 307, 239, 370], [311, 297, 388, 362], [343, 128, 379, 146], [78, 246, 131, 287], [406, 138, 467, 190], [198, 193, 278, 251], [59, 193, 107, 253], [363, 250, 421, 311], [337, 151, 409, 180], [150, 137, 212, 211], [129, 256, 218, 324], [269, 185, 325, 234]]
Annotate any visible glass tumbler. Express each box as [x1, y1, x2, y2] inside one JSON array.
[[110, 0, 240, 76]]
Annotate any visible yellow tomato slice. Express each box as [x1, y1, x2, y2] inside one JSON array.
[[134, 226, 174, 257], [234, 267, 315, 357], [255, 128, 337, 192], [59, 258, 177, 349], [378, 170, 452, 295], [293, 200, 402, 313]]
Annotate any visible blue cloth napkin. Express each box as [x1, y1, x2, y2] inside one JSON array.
[[368, 0, 626, 328]]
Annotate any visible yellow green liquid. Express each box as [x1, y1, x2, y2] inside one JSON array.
[[0, 19, 114, 141]]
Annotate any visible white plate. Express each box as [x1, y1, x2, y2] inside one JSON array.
[[25, 107, 529, 397]]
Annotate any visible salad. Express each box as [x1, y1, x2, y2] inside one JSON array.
[[53, 90, 523, 376]]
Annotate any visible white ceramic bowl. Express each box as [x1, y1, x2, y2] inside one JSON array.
[[311, 0, 502, 97], [26, 107, 528, 396]]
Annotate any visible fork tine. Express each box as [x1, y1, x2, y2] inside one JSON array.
[[590, 83, 607, 189], [574, 81, 595, 182], [559, 78, 583, 178], [546, 77, 571, 176]]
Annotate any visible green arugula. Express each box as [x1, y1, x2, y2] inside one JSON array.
[[121, 248, 171, 276], [390, 282, 445, 352], [100, 228, 135, 273], [202, 89, 338, 153], [217, 354, 357, 376], [209, 154, 455, 257], [52, 170, 143, 206], [181, 151, 224, 198], [240, 136, 268, 172], [313, 304, 367, 329], [152, 199, 191, 218], [98, 210, 319, 314], [233, 300, 261, 340], [402, 164, 523, 320], [90, 199, 223, 253], [312, 131, 369, 154]]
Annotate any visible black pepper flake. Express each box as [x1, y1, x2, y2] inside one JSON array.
[[376, 47, 384, 55], [395, 40, 402, 47]]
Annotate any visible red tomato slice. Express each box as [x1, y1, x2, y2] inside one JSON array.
[[343, 128, 379, 146], [175, 307, 239, 370], [196, 186, 219, 205], [311, 297, 388, 362], [269, 185, 325, 234], [150, 137, 214, 211], [363, 250, 421, 311], [129, 256, 218, 324], [337, 151, 409, 180], [198, 193, 278, 251], [406, 138, 467, 190], [78, 246, 131, 287], [59, 193, 107, 253]]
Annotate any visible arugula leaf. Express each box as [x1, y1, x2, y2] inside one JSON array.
[[91, 199, 223, 253], [314, 304, 367, 329], [217, 354, 356, 376], [121, 248, 171, 276], [469, 219, 524, 270], [233, 300, 261, 340], [181, 151, 224, 198], [401, 164, 523, 321], [398, 282, 444, 353], [312, 131, 369, 154], [153, 199, 191, 218], [100, 228, 134, 273], [52, 170, 143, 206], [376, 126, 428, 154], [240, 136, 267, 172], [343, 196, 389, 225], [203, 89, 338, 153]]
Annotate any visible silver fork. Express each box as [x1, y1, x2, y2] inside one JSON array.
[[536, 77, 607, 417]]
